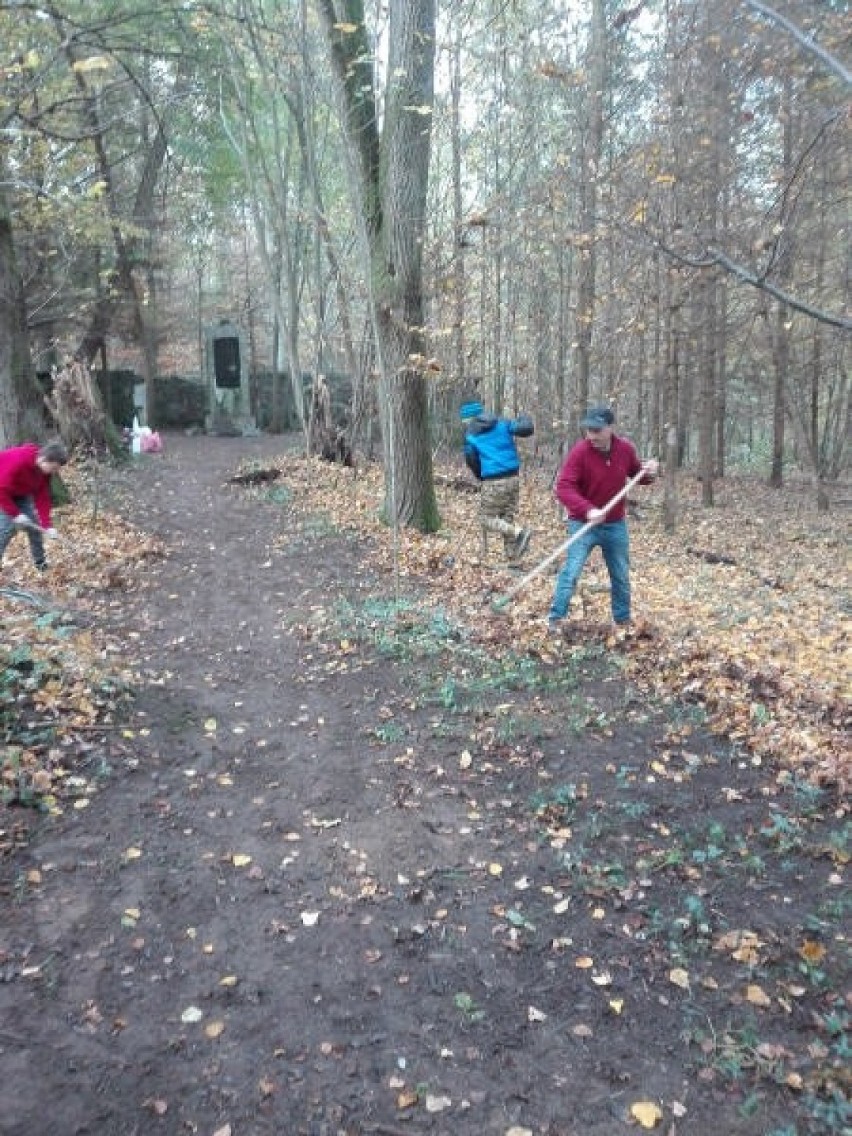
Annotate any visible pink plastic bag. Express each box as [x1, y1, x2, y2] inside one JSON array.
[[140, 431, 163, 453]]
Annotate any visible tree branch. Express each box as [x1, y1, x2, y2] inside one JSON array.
[[745, 0, 852, 87], [647, 234, 852, 330]]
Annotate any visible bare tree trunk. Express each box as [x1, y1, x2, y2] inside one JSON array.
[[770, 302, 789, 487], [770, 77, 794, 488], [663, 268, 682, 532], [450, 22, 466, 397], [319, 0, 439, 531], [715, 273, 728, 477], [0, 176, 42, 446], [574, 0, 606, 420], [698, 272, 717, 505]]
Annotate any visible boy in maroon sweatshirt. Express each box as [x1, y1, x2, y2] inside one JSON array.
[[0, 440, 68, 572], [548, 408, 658, 632]]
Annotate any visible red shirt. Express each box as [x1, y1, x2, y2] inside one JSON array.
[[555, 434, 646, 522], [0, 444, 54, 526]]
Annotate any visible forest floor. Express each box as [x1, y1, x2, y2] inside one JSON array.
[[0, 432, 849, 1136]]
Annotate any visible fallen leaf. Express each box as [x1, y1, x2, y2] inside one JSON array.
[[668, 967, 690, 989], [397, 1089, 418, 1109], [204, 718, 217, 732], [425, 1094, 452, 1112], [630, 1100, 663, 1128], [232, 853, 252, 867], [746, 983, 772, 1007], [798, 939, 826, 964], [609, 998, 624, 1014], [575, 956, 594, 969], [205, 1021, 225, 1038]]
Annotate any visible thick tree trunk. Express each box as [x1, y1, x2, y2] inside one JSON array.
[[320, 0, 439, 531], [0, 177, 43, 447]]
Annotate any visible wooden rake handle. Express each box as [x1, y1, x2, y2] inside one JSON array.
[[493, 467, 649, 610]]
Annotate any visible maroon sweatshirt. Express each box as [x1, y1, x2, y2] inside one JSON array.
[[555, 434, 649, 522], [0, 444, 54, 526]]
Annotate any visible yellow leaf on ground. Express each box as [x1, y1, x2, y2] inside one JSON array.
[[630, 1100, 663, 1128], [575, 956, 594, 969], [798, 939, 826, 964], [669, 967, 690, 989], [746, 983, 772, 1007], [232, 853, 252, 867], [205, 1021, 225, 1038]]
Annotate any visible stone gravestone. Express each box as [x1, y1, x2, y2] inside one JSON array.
[[205, 321, 258, 436]]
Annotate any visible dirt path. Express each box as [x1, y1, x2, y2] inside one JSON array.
[[0, 436, 844, 1136]]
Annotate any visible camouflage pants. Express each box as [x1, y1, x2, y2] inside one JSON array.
[[479, 476, 522, 561]]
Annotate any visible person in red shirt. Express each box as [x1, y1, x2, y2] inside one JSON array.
[[548, 408, 658, 632], [0, 440, 68, 572]]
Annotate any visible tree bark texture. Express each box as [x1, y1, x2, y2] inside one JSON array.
[[0, 176, 42, 447], [320, 0, 439, 531]]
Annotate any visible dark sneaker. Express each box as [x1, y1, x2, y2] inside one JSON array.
[[514, 528, 531, 558], [35, 561, 48, 572]]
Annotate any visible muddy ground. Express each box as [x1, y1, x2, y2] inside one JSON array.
[[0, 434, 847, 1136]]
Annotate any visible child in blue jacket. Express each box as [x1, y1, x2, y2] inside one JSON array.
[[461, 400, 533, 566]]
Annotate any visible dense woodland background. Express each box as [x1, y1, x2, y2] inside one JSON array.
[[0, 0, 848, 526]]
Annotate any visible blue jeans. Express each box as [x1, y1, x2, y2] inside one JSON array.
[[549, 519, 631, 624], [0, 497, 46, 569]]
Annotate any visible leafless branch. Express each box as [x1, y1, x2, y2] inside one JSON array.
[[745, 0, 852, 87], [650, 237, 852, 331]]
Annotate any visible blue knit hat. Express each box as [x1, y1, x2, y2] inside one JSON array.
[[460, 400, 483, 421]]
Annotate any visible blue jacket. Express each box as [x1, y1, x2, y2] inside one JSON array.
[[463, 413, 534, 481]]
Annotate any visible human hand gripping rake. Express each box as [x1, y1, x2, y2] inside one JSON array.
[[13, 513, 61, 542], [491, 466, 651, 612]]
